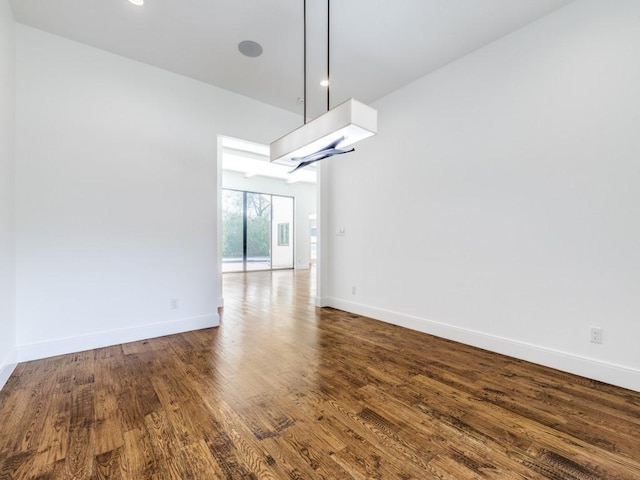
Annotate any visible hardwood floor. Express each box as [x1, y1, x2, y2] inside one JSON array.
[[1, 268, 639, 479]]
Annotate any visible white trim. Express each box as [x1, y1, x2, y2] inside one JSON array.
[[16, 314, 220, 363], [315, 296, 330, 308], [327, 298, 640, 393], [0, 351, 18, 392], [218, 297, 224, 309]]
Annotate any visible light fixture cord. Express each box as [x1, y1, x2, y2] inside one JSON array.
[[303, 0, 307, 124], [326, 0, 330, 112]]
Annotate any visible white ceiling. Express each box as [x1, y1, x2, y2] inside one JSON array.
[[10, 0, 574, 119], [221, 137, 317, 185]]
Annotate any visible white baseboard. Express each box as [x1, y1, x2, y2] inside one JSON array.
[[315, 296, 330, 308], [218, 297, 224, 309], [327, 297, 640, 393], [16, 313, 220, 363], [0, 351, 18, 392]]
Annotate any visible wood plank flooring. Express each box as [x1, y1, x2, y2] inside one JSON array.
[[1, 268, 640, 479]]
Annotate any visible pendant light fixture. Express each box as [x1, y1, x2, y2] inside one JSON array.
[[270, 0, 377, 170]]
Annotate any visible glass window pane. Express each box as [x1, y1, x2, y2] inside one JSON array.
[[246, 193, 271, 271], [222, 190, 244, 273], [278, 223, 290, 246]]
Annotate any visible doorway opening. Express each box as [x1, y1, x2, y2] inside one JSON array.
[[219, 135, 317, 274]]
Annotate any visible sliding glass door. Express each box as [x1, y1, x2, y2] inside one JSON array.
[[246, 192, 271, 271], [222, 190, 244, 271], [222, 189, 294, 273]]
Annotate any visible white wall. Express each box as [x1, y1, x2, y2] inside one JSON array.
[[271, 196, 294, 269], [14, 25, 300, 360], [222, 171, 316, 269], [324, 0, 640, 391], [0, 0, 16, 388]]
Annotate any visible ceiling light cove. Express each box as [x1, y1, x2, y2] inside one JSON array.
[[128, 0, 144, 6], [238, 40, 263, 58]]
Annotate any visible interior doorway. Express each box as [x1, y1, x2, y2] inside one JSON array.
[[217, 135, 321, 310], [218, 135, 317, 273]]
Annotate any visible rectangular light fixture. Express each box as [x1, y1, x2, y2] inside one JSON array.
[[270, 98, 377, 167]]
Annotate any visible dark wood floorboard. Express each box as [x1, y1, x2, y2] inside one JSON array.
[[1, 268, 639, 479]]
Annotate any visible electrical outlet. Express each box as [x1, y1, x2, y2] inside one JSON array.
[[351, 286, 356, 295], [590, 327, 602, 344], [171, 298, 179, 310]]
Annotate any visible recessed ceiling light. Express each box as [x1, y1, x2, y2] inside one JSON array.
[[320, 79, 330, 87], [238, 40, 263, 58], [128, 0, 144, 5]]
